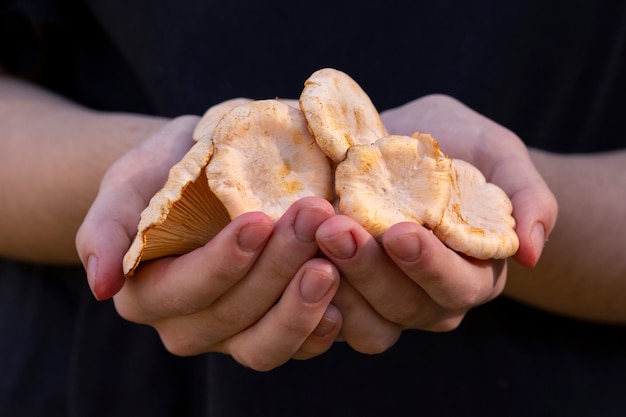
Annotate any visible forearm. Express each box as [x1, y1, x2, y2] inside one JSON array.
[[0, 74, 168, 264], [505, 148, 626, 324]]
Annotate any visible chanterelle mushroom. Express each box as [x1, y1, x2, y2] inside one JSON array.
[[125, 68, 520, 277], [123, 135, 231, 276], [124, 99, 333, 275], [192, 97, 253, 142], [299, 68, 388, 163], [336, 133, 452, 237], [433, 157, 519, 259], [206, 99, 333, 221], [335, 132, 519, 259]]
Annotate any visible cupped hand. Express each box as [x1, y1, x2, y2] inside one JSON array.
[[316, 215, 506, 353], [76, 116, 342, 370], [380, 94, 558, 267], [313, 94, 557, 354], [116, 198, 342, 370]]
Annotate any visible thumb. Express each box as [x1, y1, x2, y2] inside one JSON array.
[[76, 216, 130, 300], [493, 153, 558, 267], [75, 115, 199, 299]]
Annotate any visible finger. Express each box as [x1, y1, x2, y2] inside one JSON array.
[[487, 149, 558, 267], [113, 211, 274, 323], [138, 197, 335, 355], [382, 222, 507, 318], [382, 96, 558, 267], [76, 115, 200, 300], [318, 216, 476, 333], [220, 259, 340, 371], [292, 303, 342, 361], [317, 215, 430, 324], [331, 279, 401, 354], [218, 197, 335, 311]]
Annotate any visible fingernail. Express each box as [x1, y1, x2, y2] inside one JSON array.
[[294, 207, 327, 243], [531, 223, 546, 252], [313, 315, 338, 337], [386, 233, 421, 262], [300, 268, 334, 304], [86, 255, 101, 300], [238, 222, 273, 252], [318, 231, 356, 259]]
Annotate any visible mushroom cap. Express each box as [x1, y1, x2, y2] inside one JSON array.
[[299, 68, 388, 163], [193, 98, 253, 142], [123, 136, 231, 276], [124, 68, 519, 276], [336, 133, 452, 237], [206, 99, 334, 221], [432, 158, 519, 259], [336, 132, 519, 259]]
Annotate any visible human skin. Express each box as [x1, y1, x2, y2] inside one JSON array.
[[381, 96, 626, 326], [73, 93, 549, 365], [74, 111, 513, 364], [0, 73, 168, 263], [5, 73, 621, 371], [505, 149, 626, 324]]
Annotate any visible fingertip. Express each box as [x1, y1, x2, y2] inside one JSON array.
[[382, 222, 434, 264], [312, 304, 342, 338], [513, 222, 547, 267], [236, 216, 274, 253], [509, 172, 558, 267], [89, 254, 127, 301], [85, 255, 100, 299], [291, 200, 335, 243], [299, 266, 338, 304]]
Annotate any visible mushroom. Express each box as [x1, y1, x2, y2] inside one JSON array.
[[192, 97, 253, 142], [335, 133, 452, 237], [123, 135, 231, 276], [299, 68, 388, 163], [124, 98, 333, 275], [124, 68, 519, 276], [206, 99, 333, 221], [335, 132, 519, 259], [433, 157, 519, 259]]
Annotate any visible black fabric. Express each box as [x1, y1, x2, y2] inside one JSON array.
[[1, 0, 626, 416], [204, 303, 626, 417], [0, 261, 207, 417], [3, 0, 626, 151]]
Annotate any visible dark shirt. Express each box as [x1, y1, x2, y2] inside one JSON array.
[[1, 1, 625, 416]]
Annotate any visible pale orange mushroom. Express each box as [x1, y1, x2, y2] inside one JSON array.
[[125, 68, 520, 277], [336, 132, 519, 259], [299, 68, 388, 163], [432, 157, 519, 259], [123, 98, 333, 275], [335, 133, 452, 237], [123, 136, 230, 276], [206, 99, 333, 221], [192, 97, 253, 142]]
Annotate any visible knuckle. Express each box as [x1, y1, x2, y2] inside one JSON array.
[[210, 297, 252, 332], [233, 349, 282, 372], [113, 295, 145, 324], [424, 315, 465, 333], [348, 328, 401, 355], [158, 329, 202, 357], [439, 281, 486, 311], [154, 318, 220, 357], [385, 303, 423, 326], [158, 293, 199, 317]]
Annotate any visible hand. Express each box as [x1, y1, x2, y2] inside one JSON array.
[[316, 216, 506, 353], [380, 94, 558, 267], [312, 94, 557, 354], [76, 116, 342, 371]]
